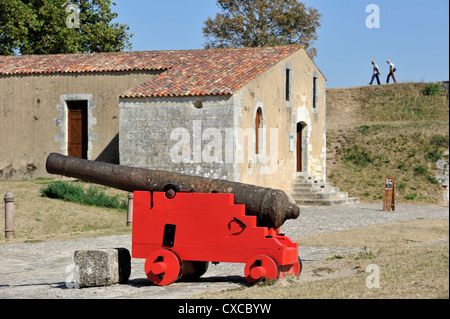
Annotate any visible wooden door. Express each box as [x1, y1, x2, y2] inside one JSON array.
[[67, 101, 88, 159], [255, 108, 262, 154], [297, 123, 303, 172]]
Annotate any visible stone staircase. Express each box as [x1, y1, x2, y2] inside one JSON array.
[[291, 173, 359, 206]]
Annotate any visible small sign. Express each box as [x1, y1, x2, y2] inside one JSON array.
[[383, 176, 395, 211]]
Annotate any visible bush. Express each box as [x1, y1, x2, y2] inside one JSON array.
[[429, 135, 449, 148], [343, 145, 373, 167], [406, 193, 418, 200], [358, 125, 370, 134], [426, 175, 439, 185], [423, 83, 441, 96], [426, 148, 442, 163], [414, 165, 428, 175], [40, 181, 84, 201], [41, 181, 127, 210]]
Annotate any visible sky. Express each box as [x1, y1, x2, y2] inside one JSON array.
[[113, 0, 449, 88]]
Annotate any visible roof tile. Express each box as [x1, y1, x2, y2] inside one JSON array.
[[0, 46, 302, 97]]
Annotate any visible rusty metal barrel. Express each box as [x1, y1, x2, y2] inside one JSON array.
[[45, 153, 300, 229]]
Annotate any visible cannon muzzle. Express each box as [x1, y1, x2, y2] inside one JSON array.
[[45, 153, 300, 229]]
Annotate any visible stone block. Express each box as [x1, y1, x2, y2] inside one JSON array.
[[73, 248, 131, 288]]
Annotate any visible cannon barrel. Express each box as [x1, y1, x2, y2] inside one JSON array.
[[45, 153, 300, 229]]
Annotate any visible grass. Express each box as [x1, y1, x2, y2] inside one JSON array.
[[196, 219, 449, 299], [423, 82, 442, 96], [330, 124, 449, 204], [359, 82, 449, 122], [327, 82, 449, 205], [0, 179, 131, 244], [40, 181, 128, 210]]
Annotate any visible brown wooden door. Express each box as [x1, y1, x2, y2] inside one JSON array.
[[297, 123, 303, 172], [67, 101, 88, 159], [255, 108, 262, 154]]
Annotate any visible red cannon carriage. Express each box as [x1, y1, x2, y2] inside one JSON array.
[[45, 153, 302, 286], [132, 191, 301, 285]]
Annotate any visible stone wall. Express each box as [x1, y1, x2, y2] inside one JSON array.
[[119, 96, 238, 181], [233, 49, 327, 191], [436, 151, 449, 205]]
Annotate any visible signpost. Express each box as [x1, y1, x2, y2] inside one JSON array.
[[383, 176, 395, 211]]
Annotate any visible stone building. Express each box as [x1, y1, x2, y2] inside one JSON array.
[[118, 46, 327, 195], [0, 52, 159, 178], [0, 45, 339, 200]]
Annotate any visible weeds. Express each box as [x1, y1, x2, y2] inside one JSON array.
[[423, 83, 441, 96], [406, 193, 418, 200], [414, 165, 428, 175], [325, 82, 448, 204], [40, 181, 127, 210], [342, 145, 373, 167], [361, 83, 448, 121], [430, 134, 449, 148], [426, 175, 439, 185], [355, 250, 376, 260]]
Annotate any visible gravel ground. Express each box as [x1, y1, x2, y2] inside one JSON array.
[[0, 203, 448, 299]]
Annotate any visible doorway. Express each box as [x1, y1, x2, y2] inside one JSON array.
[[297, 122, 306, 172], [255, 107, 263, 154], [67, 100, 88, 159]]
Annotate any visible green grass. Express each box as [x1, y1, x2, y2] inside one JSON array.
[[40, 181, 128, 210], [360, 82, 448, 121], [335, 126, 448, 204], [423, 82, 442, 96]]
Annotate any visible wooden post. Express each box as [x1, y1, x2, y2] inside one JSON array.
[[383, 176, 395, 211]]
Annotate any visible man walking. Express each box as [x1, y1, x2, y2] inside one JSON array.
[[369, 60, 381, 85], [386, 60, 397, 84]]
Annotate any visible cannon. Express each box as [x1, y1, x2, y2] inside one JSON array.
[[46, 153, 302, 285], [45, 153, 299, 229], [132, 191, 301, 285]]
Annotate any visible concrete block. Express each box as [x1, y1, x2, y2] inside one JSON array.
[[73, 248, 131, 288]]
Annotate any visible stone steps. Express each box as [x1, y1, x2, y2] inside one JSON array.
[[291, 174, 359, 206], [294, 197, 360, 206]]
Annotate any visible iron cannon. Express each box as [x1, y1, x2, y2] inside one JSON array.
[[46, 153, 302, 285], [45, 153, 300, 229]]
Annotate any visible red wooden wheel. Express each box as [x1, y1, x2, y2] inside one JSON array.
[[244, 254, 280, 285], [293, 257, 303, 276], [145, 249, 182, 286]]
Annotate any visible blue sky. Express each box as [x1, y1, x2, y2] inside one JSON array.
[[113, 0, 449, 88]]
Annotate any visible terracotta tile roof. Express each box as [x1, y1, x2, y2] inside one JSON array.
[[0, 51, 170, 74], [0, 46, 302, 97]]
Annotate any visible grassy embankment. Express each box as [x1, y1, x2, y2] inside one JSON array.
[[326, 82, 449, 205]]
